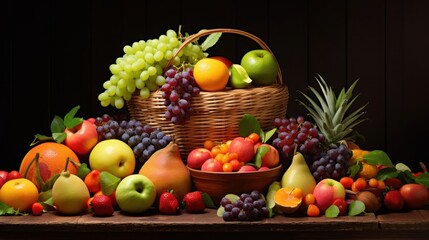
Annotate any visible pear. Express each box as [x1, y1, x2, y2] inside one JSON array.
[[281, 152, 316, 196], [139, 142, 191, 202], [52, 170, 90, 215], [229, 64, 252, 88]]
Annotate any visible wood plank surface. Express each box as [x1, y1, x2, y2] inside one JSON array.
[[1, 209, 429, 240]]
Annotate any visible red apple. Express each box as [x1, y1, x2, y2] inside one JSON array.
[[258, 166, 270, 171], [64, 119, 99, 155], [312, 178, 346, 213], [399, 183, 429, 209], [238, 165, 257, 172], [228, 137, 255, 163], [255, 143, 280, 168], [384, 177, 403, 190], [332, 198, 347, 215], [0, 176, 6, 189], [383, 189, 404, 211], [201, 159, 223, 172], [187, 148, 214, 170], [0, 170, 8, 182], [6, 170, 22, 181], [210, 56, 233, 68]]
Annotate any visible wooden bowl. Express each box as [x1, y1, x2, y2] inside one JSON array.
[[187, 165, 283, 205]]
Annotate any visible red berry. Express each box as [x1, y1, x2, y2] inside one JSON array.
[[183, 191, 205, 213], [31, 202, 44, 216], [91, 194, 114, 217], [158, 191, 180, 215]]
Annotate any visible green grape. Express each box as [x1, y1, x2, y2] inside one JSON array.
[[123, 45, 134, 55], [135, 78, 145, 89], [155, 75, 166, 86], [98, 92, 109, 101], [140, 70, 149, 81], [98, 28, 208, 109], [107, 85, 116, 96], [114, 97, 125, 109], [140, 87, 150, 99], [103, 80, 112, 89], [147, 66, 157, 76]]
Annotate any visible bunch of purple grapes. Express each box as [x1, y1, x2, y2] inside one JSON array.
[[220, 190, 269, 221], [272, 116, 325, 161], [94, 114, 172, 164], [310, 143, 352, 181], [160, 67, 201, 125]]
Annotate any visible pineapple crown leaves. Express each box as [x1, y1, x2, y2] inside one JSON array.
[[297, 74, 368, 143]]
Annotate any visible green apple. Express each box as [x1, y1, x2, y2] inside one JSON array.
[[89, 139, 135, 179], [240, 49, 279, 86], [115, 174, 156, 214]]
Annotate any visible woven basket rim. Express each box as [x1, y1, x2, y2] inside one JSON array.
[[165, 28, 284, 85]]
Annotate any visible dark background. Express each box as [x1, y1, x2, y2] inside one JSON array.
[[3, 0, 428, 172]]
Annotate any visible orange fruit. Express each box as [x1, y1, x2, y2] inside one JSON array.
[[359, 163, 379, 180], [193, 58, 229, 91], [19, 142, 80, 190], [0, 178, 39, 212], [273, 187, 303, 214]]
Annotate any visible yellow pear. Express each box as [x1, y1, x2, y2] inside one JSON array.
[[281, 152, 316, 196], [139, 142, 191, 201], [52, 171, 90, 215]]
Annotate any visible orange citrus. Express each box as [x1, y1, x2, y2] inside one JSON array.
[[193, 58, 229, 91], [19, 142, 80, 190], [0, 178, 39, 212], [359, 163, 379, 180]]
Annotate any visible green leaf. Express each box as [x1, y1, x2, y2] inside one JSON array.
[[201, 192, 217, 209], [254, 145, 269, 168], [263, 128, 277, 144], [349, 161, 362, 178], [38, 190, 56, 211], [0, 201, 26, 216], [50, 115, 65, 133], [52, 132, 67, 143], [414, 172, 429, 188], [325, 205, 340, 218], [200, 32, 222, 51], [76, 163, 91, 180], [348, 200, 366, 216], [63, 105, 83, 129], [363, 150, 394, 167], [376, 167, 399, 180], [100, 171, 121, 196], [40, 173, 60, 192], [238, 114, 261, 138]]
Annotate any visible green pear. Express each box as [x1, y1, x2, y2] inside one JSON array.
[[229, 64, 252, 88], [52, 171, 90, 215], [281, 152, 316, 196]]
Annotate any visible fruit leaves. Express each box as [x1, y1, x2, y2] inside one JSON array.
[[363, 150, 393, 167], [100, 171, 121, 196], [199, 32, 222, 51], [238, 114, 276, 143], [31, 105, 83, 146]]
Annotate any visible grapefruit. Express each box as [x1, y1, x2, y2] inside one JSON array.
[[19, 142, 80, 190]]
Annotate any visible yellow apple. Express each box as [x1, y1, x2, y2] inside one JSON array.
[[89, 139, 136, 179]]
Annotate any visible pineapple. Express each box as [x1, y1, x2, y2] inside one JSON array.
[[297, 74, 368, 145], [297, 74, 368, 181]]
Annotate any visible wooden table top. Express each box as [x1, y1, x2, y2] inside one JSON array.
[[1, 208, 428, 240]]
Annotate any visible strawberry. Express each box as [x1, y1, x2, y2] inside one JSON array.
[[91, 194, 114, 217], [183, 191, 205, 213], [159, 191, 180, 215]]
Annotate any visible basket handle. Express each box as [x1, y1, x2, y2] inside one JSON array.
[[166, 28, 283, 85]]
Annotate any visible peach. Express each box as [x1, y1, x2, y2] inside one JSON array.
[[256, 143, 280, 168], [228, 137, 255, 163]]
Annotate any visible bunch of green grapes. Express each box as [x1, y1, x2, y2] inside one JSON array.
[[98, 29, 207, 109]]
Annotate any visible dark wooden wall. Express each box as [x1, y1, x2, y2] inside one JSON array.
[[3, 0, 429, 172]]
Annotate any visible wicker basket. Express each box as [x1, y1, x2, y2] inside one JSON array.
[[127, 28, 289, 159]]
